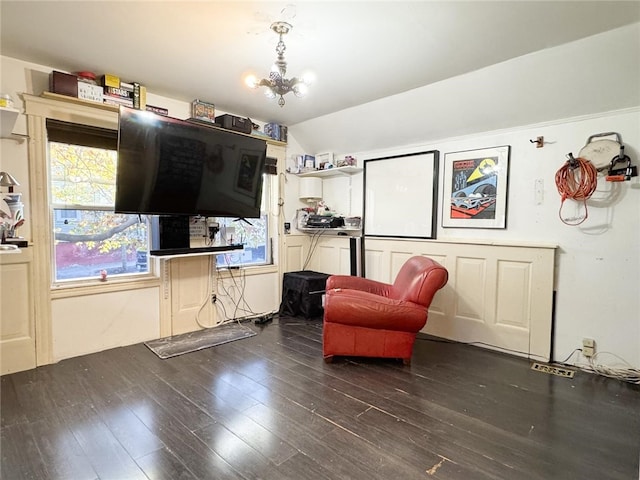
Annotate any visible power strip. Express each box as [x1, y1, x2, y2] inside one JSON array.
[[254, 313, 274, 325]]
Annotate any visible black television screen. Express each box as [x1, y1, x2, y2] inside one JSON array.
[[115, 107, 267, 218]]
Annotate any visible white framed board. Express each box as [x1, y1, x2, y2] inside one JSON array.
[[363, 150, 439, 239]]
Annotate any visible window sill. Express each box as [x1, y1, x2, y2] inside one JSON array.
[[51, 275, 160, 299]]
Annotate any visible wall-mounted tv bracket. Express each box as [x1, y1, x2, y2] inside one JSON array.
[[606, 144, 637, 182]]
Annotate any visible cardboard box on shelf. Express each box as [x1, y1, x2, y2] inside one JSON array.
[[49, 71, 78, 97]]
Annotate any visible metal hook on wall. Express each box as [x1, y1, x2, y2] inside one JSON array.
[[530, 136, 544, 148]]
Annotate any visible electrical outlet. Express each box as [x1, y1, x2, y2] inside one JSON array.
[[582, 338, 595, 358]]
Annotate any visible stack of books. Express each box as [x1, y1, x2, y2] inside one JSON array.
[[102, 84, 135, 108], [100, 74, 167, 115]]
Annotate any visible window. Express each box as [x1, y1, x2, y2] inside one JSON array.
[[48, 120, 149, 282], [216, 172, 271, 268]]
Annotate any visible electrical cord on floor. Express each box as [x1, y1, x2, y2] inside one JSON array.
[[554, 155, 598, 226], [214, 260, 272, 326], [230, 266, 255, 321], [213, 265, 277, 326], [214, 264, 277, 325], [229, 264, 256, 319], [575, 352, 640, 385], [546, 349, 640, 384], [215, 266, 245, 323], [214, 297, 229, 324], [557, 348, 581, 365], [192, 254, 253, 328]]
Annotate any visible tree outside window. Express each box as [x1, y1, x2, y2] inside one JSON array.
[[50, 142, 149, 281]]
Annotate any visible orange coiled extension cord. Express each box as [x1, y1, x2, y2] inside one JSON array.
[[555, 156, 598, 226]]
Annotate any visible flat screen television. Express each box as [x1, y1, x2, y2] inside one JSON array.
[[115, 106, 267, 218]]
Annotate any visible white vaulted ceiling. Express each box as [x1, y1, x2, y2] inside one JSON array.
[[1, 1, 639, 129]]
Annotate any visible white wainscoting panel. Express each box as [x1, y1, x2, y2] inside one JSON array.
[[283, 234, 353, 275], [454, 256, 487, 323], [0, 249, 35, 375], [170, 256, 214, 334], [283, 235, 309, 273], [312, 238, 353, 274], [363, 238, 556, 361]]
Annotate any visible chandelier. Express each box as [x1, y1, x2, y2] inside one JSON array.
[[245, 22, 310, 107]]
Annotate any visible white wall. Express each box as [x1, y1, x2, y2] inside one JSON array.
[[289, 24, 640, 370], [324, 109, 640, 369], [51, 287, 160, 361]]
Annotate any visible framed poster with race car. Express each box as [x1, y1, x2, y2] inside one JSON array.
[[442, 145, 510, 229]]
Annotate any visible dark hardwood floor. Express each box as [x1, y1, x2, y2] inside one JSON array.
[[2, 315, 639, 480]]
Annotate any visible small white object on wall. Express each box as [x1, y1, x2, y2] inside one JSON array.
[[299, 177, 323, 202]]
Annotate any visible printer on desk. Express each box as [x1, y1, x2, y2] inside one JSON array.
[[305, 215, 344, 228]]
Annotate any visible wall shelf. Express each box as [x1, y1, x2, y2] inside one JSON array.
[[297, 166, 362, 178], [0, 106, 28, 142], [40, 91, 286, 147]]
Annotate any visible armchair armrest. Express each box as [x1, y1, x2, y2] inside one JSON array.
[[326, 275, 393, 297]]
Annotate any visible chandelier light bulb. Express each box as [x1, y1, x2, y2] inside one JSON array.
[[293, 83, 308, 97], [245, 75, 258, 89], [303, 72, 315, 85]]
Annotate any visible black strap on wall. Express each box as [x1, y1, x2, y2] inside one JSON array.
[[264, 156, 278, 175]]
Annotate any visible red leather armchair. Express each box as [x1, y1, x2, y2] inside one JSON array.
[[322, 256, 448, 364]]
